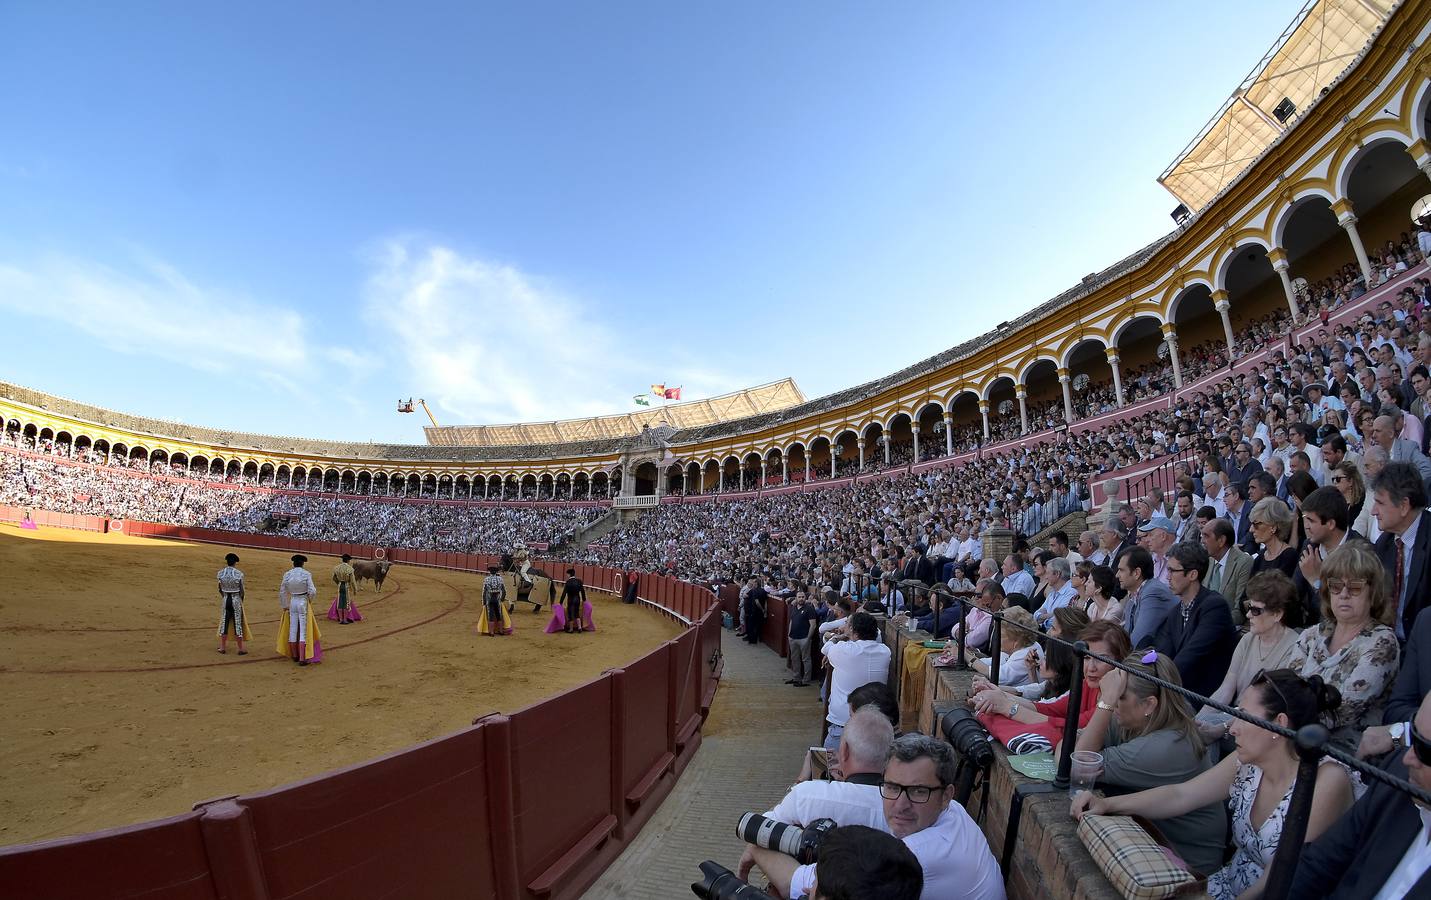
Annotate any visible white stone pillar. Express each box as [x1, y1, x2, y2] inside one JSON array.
[[1161, 324, 1183, 389], [1212, 290, 1236, 361], [1105, 348, 1125, 407], [943, 413, 953, 456], [1016, 385, 1029, 434], [912, 429, 920, 463], [979, 402, 990, 441], [883, 435, 891, 465], [781, 457, 788, 485], [1268, 248, 1301, 321], [857, 438, 865, 472], [1333, 200, 1374, 285], [1058, 369, 1074, 423]]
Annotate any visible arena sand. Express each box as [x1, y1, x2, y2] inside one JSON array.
[[0, 524, 681, 846]]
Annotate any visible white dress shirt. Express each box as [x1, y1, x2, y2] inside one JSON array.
[[765, 779, 888, 831], [790, 804, 1006, 900], [1034, 582, 1078, 626], [1373, 806, 1431, 900], [823, 639, 892, 727], [1000, 570, 1034, 598]]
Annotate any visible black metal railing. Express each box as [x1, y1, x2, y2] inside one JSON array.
[[890, 575, 1429, 900]]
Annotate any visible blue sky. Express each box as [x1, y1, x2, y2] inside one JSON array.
[[0, 2, 1304, 443]]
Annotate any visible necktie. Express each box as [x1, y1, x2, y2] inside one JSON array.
[[1208, 559, 1221, 592], [1394, 536, 1406, 624]]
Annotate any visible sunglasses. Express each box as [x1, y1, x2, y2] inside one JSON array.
[[1326, 579, 1368, 595], [1252, 668, 1292, 711], [1414, 724, 1431, 767], [1243, 603, 1267, 617]]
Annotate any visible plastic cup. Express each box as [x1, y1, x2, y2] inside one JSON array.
[[1069, 750, 1103, 798]]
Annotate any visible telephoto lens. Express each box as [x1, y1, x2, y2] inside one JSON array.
[[690, 861, 769, 899], [735, 813, 836, 864], [941, 706, 995, 768]]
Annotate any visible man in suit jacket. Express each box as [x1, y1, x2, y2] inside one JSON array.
[[1116, 547, 1180, 649], [1153, 543, 1238, 699], [1359, 606, 1431, 759], [1291, 692, 1431, 898], [1294, 487, 1362, 627], [1371, 462, 1431, 641], [1373, 412, 1431, 489], [1224, 483, 1255, 554], [1201, 517, 1253, 625]]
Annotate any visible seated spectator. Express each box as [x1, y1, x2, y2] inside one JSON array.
[[971, 620, 1131, 755], [1290, 691, 1431, 898], [1203, 516, 1253, 623], [1199, 571, 1302, 741], [1048, 606, 1090, 642], [1295, 485, 1360, 626], [1081, 564, 1123, 623], [848, 681, 901, 734], [969, 607, 1038, 690], [1152, 542, 1238, 700], [822, 613, 893, 753], [1370, 461, 1431, 640], [803, 825, 925, 900], [999, 554, 1034, 601], [1073, 669, 1355, 898], [1361, 604, 1431, 758], [1032, 556, 1077, 631], [738, 707, 897, 879], [1117, 547, 1179, 649], [780, 734, 1005, 900], [1332, 459, 1378, 542], [1248, 497, 1298, 579], [1287, 541, 1401, 751], [1070, 650, 1227, 875]]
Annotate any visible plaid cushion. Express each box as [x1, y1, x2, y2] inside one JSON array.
[[1077, 814, 1204, 900]]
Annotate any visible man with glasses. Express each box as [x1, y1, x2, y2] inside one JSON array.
[[783, 735, 1005, 900], [1225, 441, 1262, 488], [1152, 543, 1237, 699], [1292, 691, 1431, 898]]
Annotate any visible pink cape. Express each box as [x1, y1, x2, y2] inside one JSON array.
[[545, 602, 598, 633], [326, 595, 363, 622]]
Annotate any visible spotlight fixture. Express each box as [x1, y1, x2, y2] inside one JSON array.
[[1171, 204, 1191, 225], [1272, 97, 1296, 124]]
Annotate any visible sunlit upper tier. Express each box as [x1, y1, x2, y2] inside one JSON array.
[[3, 0, 1431, 486]]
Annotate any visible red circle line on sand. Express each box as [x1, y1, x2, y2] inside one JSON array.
[[0, 578, 409, 634], [0, 570, 469, 675]]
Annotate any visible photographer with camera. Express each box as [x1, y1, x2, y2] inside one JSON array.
[[752, 734, 1005, 900], [695, 826, 922, 900], [737, 707, 895, 880], [821, 612, 892, 752]]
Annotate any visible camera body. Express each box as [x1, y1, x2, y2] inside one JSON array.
[[690, 861, 768, 899], [736, 812, 836, 864]]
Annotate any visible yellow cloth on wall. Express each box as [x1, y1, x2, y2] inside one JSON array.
[[899, 643, 940, 733]]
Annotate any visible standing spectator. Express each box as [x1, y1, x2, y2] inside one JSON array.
[[821, 612, 892, 753], [742, 576, 769, 646], [786, 590, 819, 687]]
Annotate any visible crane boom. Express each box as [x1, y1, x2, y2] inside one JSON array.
[[418, 399, 440, 428]]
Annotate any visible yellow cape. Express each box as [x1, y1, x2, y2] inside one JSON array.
[[275, 602, 323, 660], [476, 601, 513, 635]]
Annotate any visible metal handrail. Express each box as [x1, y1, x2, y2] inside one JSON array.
[[891, 575, 1429, 900]]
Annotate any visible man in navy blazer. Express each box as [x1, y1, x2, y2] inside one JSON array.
[[1291, 692, 1431, 898], [1152, 543, 1238, 700], [1359, 605, 1431, 760], [1370, 463, 1431, 640], [1117, 546, 1180, 649]]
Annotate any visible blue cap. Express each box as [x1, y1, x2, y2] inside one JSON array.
[[1138, 516, 1177, 534]]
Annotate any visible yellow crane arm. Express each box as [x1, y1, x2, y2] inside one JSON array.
[[418, 399, 440, 428]]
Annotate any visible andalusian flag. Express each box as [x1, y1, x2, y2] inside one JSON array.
[[650, 384, 666, 397], [633, 394, 652, 406]]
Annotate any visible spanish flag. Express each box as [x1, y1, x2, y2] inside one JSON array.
[[650, 384, 665, 397]]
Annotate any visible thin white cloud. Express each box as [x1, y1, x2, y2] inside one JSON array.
[[0, 253, 313, 375], [362, 239, 635, 425]]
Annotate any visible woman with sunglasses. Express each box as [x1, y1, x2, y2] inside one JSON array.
[[1068, 651, 1226, 874], [1073, 669, 1356, 899], [1198, 572, 1301, 742], [1248, 498, 1298, 579], [1285, 541, 1400, 751], [1332, 460, 1377, 540]]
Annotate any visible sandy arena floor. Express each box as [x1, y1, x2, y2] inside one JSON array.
[[0, 524, 680, 846]]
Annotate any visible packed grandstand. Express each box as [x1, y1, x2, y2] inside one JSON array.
[[6, 2, 1431, 898]]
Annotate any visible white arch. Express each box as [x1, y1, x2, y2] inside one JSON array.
[[944, 387, 979, 408], [1213, 238, 1273, 292], [1335, 130, 1414, 199], [1017, 355, 1060, 385], [1110, 312, 1167, 348], [1166, 280, 1215, 321], [1411, 79, 1431, 146], [1269, 189, 1338, 249]]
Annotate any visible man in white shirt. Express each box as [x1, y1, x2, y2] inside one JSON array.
[[821, 613, 892, 752], [737, 708, 896, 881], [784, 735, 1006, 900], [1032, 557, 1077, 630], [998, 554, 1034, 600]]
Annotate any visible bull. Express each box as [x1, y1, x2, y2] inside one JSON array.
[[352, 559, 393, 592]]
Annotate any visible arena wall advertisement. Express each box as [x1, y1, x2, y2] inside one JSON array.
[[0, 511, 723, 900]]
